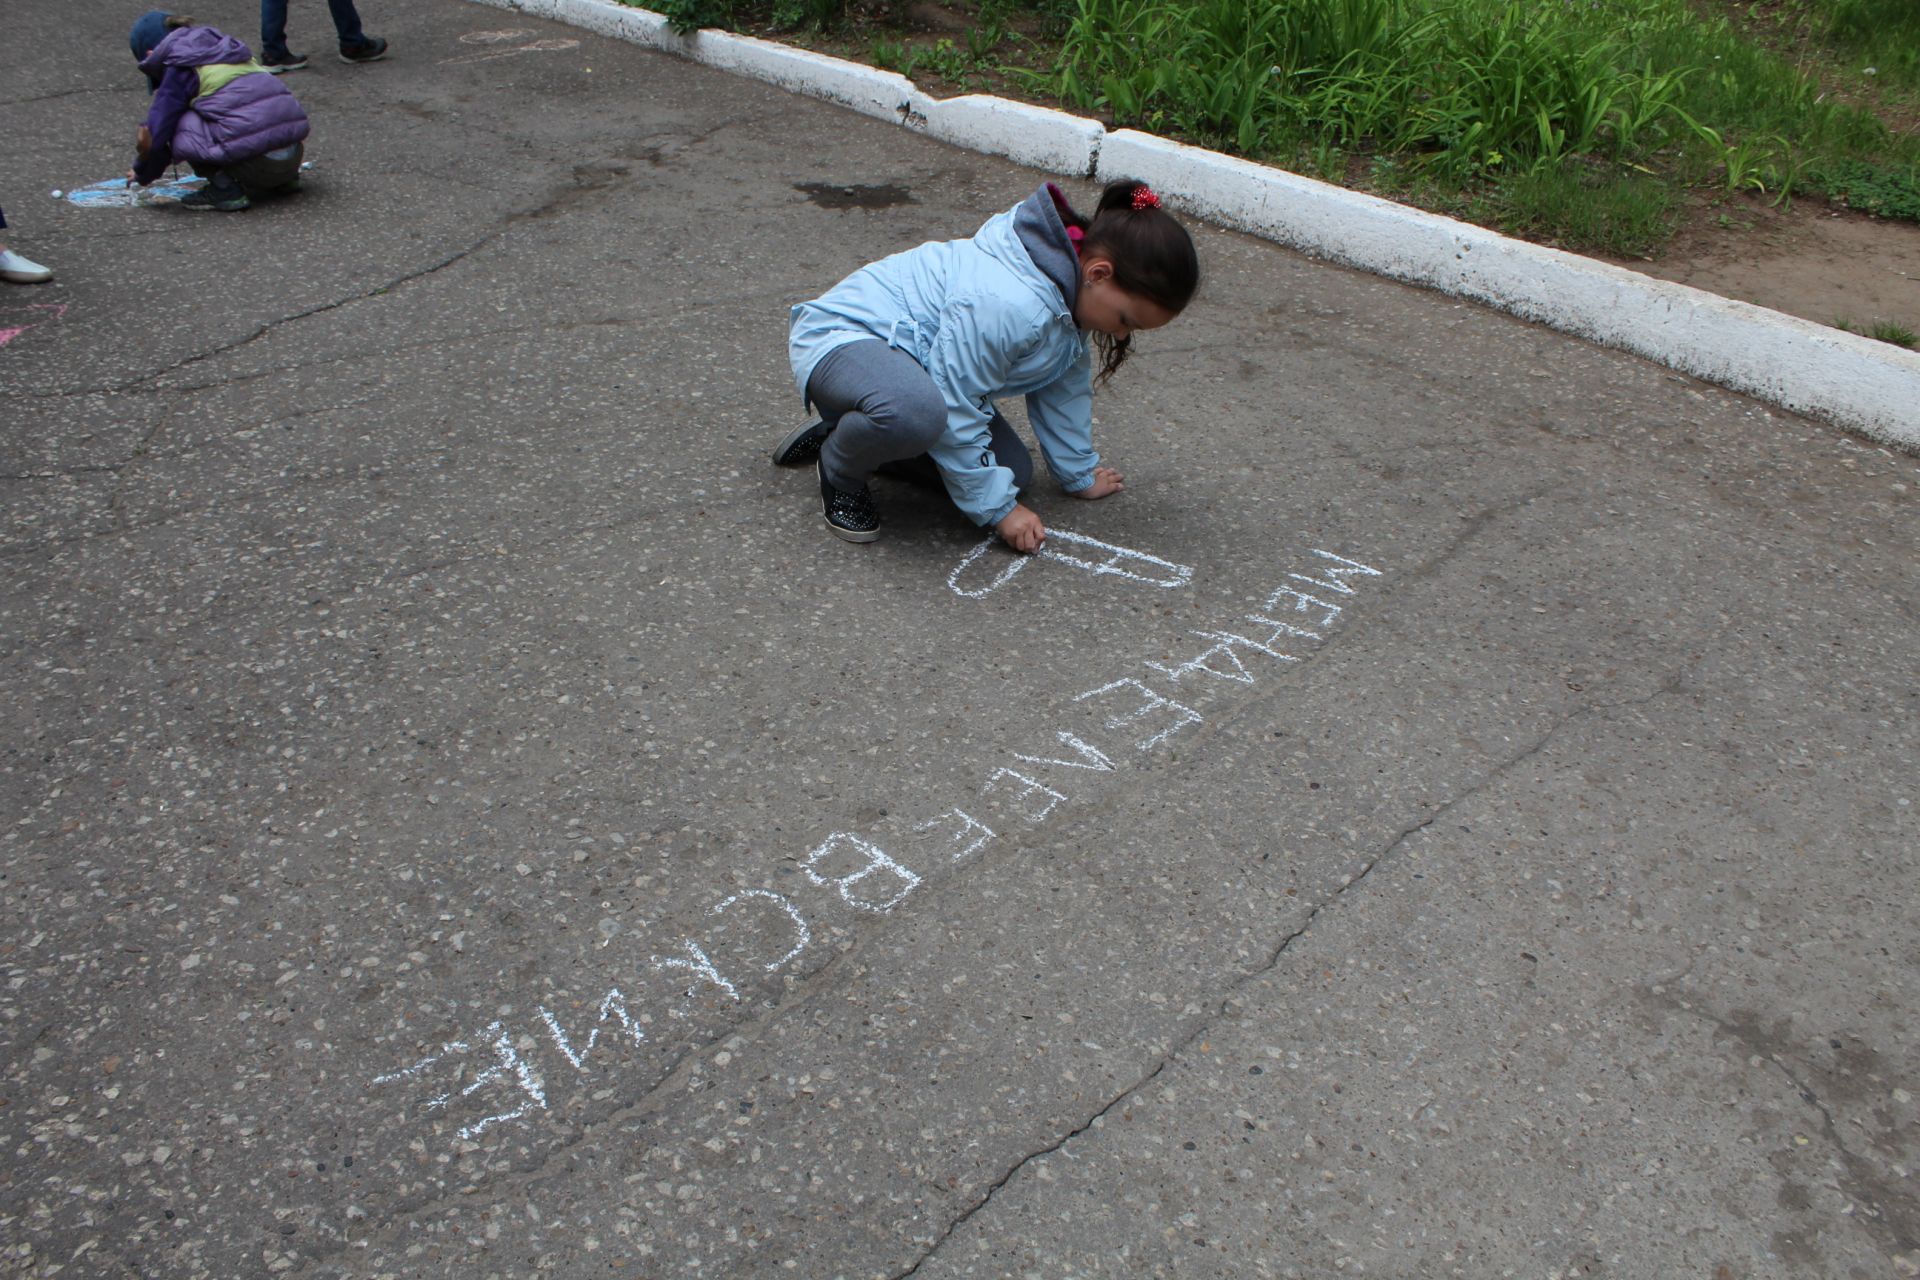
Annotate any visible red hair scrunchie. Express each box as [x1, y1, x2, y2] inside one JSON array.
[[1131, 186, 1162, 211]]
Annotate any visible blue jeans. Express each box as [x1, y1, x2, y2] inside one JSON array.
[[261, 0, 369, 59]]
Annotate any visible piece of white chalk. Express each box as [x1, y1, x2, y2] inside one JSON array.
[[50, 189, 62, 198]]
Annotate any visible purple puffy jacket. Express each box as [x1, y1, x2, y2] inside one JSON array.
[[135, 26, 310, 183]]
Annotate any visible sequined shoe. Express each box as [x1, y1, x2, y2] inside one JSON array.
[[772, 417, 833, 467], [818, 459, 880, 543]]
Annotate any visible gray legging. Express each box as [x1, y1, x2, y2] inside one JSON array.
[[808, 338, 1032, 502]]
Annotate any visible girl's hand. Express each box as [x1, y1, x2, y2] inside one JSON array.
[[995, 504, 1046, 554], [1075, 466, 1126, 500]]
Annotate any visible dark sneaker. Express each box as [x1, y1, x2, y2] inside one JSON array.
[[772, 418, 833, 467], [339, 36, 389, 63], [818, 459, 880, 543], [261, 50, 309, 72], [178, 186, 250, 212]]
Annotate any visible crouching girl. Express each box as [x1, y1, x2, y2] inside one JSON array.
[[128, 10, 311, 212], [775, 180, 1199, 551]]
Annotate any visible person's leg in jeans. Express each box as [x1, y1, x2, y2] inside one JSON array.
[[267, 0, 378, 57], [326, 0, 370, 49], [260, 0, 294, 61], [808, 340, 949, 493]]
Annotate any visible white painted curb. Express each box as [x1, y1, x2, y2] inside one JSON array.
[[468, 0, 1918, 452], [1098, 131, 1920, 449], [921, 96, 1108, 177]]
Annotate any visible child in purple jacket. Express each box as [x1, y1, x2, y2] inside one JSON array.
[[127, 11, 311, 212]]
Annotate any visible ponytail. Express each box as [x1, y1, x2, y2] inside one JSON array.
[[1060, 179, 1200, 383]]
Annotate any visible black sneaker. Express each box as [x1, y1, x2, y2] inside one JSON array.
[[178, 185, 250, 212], [771, 418, 833, 466], [818, 459, 880, 543], [339, 36, 389, 63], [261, 50, 309, 72]]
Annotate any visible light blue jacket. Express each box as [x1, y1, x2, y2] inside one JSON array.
[[789, 185, 1097, 527]]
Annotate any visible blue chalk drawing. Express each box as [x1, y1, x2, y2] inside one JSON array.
[[65, 174, 208, 208]]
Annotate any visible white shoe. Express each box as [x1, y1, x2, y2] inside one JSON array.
[[0, 249, 53, 284]]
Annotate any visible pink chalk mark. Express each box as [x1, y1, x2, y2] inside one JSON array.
[[0, 303, 71, 349]]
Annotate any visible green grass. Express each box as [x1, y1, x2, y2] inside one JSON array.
[[1834, 317, 1918, 347], [1039, 0, 1920, 251], [628, 0, 1920, 255]]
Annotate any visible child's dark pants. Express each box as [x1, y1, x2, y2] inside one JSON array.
[[191, 142, 305, 200], [807, 339, 1033, 501]]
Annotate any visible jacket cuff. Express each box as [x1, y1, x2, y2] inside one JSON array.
[[980, 499, 1019, 527]]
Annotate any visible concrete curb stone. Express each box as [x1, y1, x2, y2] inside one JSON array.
[[469, 0, 1919, 452]]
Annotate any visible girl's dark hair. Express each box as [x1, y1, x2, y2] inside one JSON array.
[[1060, 178, 1200, 382]]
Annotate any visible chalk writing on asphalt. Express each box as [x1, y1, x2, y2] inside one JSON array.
[[370, 547, 1382, 1142], [947, 527, 1195, 598]]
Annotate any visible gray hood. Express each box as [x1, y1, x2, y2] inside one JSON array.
[[1010, 183, 1081, 315]]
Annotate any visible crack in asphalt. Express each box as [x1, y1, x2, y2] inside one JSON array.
[[889, 1061, 1174, 1279], [23, 150, 657, 405], [884, 668, 1692, 1275], [18, 236, 496, 406]]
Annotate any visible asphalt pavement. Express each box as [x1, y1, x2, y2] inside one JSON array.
[[4, 1, 1918, 1277]]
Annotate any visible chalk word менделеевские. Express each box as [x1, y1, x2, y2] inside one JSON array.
[[371, 547, 1382, 1141]]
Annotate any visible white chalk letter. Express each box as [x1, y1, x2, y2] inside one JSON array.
[[1012, 731, 1115, 774], [373, 1020, 548, 1140], [539, 989, 645, 1072], [652, 940, 740, 1005], [946, 529, 1193, 599], [802, 832, 922, 912], [948, 538, 1036, 598], [1307, 548, 1382, 590], [1146, 626, 1304, 685], [1285, 549, 1383, 598], [1074, 677, 1203, 751], [1040, 530, 1194, 589], [916, 807, 997, 862], [1260, 583, 1341, 631], [710, 889, 811, 971], [983, 767, 1068, 822]]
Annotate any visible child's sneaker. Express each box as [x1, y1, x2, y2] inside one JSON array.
[[771, 418, 833, 466], [0, 250, 53, 284], [818, 459, 880, 543], [339, 36, 389, 63], [178, 184, 250, 212], [261, 50, 309, 72]]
